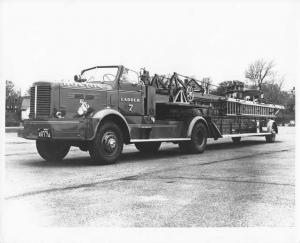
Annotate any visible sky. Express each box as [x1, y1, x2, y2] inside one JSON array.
[[0, 0, 299, 94]]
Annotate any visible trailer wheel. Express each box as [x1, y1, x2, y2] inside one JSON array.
[[265, 126, 276, 143], [232, 137, 241, 143], [135, 142, 161, 153], [179, 122, 207, 154], [36, 140, 70, 161], [89, 122, 123, 165]]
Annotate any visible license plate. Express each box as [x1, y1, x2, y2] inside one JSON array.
[[38, 128, 51, 138]]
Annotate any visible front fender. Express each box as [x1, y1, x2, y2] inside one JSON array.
[[91, 108, 131, 141], [93, 108, 127, 121]]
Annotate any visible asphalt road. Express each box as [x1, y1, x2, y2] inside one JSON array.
[[3, 127, 295, 228]]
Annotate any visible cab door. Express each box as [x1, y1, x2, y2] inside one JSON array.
[[118, 68, 144, 116]]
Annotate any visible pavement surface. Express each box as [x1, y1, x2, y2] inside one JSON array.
[[3, 127, 295, 229]]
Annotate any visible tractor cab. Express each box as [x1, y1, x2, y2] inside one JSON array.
[[74, 65, 142, 90]]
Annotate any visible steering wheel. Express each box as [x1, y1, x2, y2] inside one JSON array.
[[103, 73, 116, 82]]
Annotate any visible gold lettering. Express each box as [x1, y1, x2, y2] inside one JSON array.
[[120, 97, 140, 103]]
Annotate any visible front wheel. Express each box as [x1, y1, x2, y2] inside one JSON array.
[[36, 140, 70, 161], [89, 122, 123, 165], [135, 142, 161, 153], [179, 122, 207, 154]]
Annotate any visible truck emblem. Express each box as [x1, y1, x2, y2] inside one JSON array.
[[77, 99, 90, 116]]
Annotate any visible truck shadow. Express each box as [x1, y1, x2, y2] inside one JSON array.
[[25, 139, 281, 168], [121, 140, 281, 162], [205, 140, 273, 150]]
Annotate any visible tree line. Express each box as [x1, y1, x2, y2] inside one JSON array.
[[210, 59, 295, 112], [6, 80, 22, 112]]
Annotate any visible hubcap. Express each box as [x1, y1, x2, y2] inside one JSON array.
[[102, 132, 117, 153]]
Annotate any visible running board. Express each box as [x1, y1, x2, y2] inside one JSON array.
[[130, 133, 271, 143], [130, 138, 191, 143], [222, 133, 271, 138]]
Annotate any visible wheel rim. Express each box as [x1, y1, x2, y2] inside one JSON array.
[[101, 131, 117, 154]]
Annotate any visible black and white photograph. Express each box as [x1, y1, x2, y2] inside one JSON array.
[[0, 0, 298, 242]]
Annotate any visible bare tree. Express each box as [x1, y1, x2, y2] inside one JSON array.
[[245, 59, 275, 90], [201, 77, 212, 94], [6, 80, 21, 112]]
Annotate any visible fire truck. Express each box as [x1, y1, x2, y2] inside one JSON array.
[[19, 65, 283, 164]]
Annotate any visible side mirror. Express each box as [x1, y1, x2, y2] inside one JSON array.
[[74, 75, 87, 83]]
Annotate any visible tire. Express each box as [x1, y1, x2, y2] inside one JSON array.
[[36, 140, 70, 161], [135, 142, 161, 153], [89, 122, 123, 165], [265, 126, 276, 143], [179, 122, 207, 154], [232, 137, 241, 143]]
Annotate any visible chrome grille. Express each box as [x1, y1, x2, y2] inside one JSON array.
[[29, 85, 51, 118], [29, 87, 35, 118]]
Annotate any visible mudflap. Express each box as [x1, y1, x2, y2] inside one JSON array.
[[207, 119, 222, 140]]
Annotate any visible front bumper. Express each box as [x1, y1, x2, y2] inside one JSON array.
[[19, 118, 99, 140]]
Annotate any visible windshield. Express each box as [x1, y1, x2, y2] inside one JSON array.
[[81, 67, 119, 83], [120, 68, 140, 84]]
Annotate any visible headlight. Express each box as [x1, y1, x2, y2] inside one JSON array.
[[53, 108, 65, 118], [56, 111, 63, 118]]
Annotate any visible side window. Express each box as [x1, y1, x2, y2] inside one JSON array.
[[120, 68, 139, 84]]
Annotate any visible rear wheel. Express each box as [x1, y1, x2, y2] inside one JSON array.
[[36, 140, 70, 161], [265, 126, 276, 143], [232, 137, 241, 143], [89, 122, 123, 165], [135, 142, 161, 153], [179, 122, 207, 154]]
